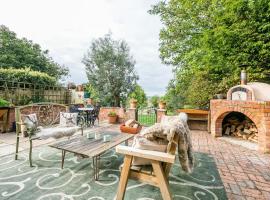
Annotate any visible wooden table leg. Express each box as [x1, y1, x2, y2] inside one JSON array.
[[152, 160, 172, 200], [116, 155, 133, 200], [61, 150, 66, 169], [125, 140, 129, 146]]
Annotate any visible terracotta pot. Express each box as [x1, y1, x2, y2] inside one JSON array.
[[76, 85, 84, 92], [158, 102, 166, 109], [130, 101, 137, 109], [108, 115, 117, 124], [120, 124, 142, 134]]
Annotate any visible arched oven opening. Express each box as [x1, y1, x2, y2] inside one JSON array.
[[222, 112, 258, 143]]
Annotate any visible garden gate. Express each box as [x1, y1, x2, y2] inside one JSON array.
[[136, 107, 157, 126]]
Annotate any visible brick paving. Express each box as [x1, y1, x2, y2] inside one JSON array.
[[0, 127, 269, 200], [192, 131, 270, 200]]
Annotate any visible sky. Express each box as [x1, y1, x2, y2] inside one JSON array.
[[0, 0, 173, 96]]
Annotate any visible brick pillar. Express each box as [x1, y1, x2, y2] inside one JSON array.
[[126, 108, 137, 121], [157, 109, 166, 123]]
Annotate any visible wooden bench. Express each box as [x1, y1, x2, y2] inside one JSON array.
[[115, 131, 179, 200], [15, 102, 83, 167]]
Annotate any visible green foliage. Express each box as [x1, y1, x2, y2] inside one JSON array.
[[127, 84, 147, 108], [0, 25, 69, 80], [0, 98, 10, 106], [150, 95, 159, 108], [151, 0, 270, 109], [108, 111, 117, 117], [84, 84, 100, 102], [83, 33, 138, 107], [0, 68, 56, 85]]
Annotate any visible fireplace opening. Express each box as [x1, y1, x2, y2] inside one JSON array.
[[222, 112, 258, 143]]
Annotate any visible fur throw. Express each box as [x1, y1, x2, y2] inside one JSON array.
[[139, 113, 194, 173]]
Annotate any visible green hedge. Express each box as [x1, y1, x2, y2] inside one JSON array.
[[0, 98, 10, 106], [0, 68, 56, 85]]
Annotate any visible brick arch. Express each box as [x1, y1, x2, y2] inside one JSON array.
[[210, 100, 270, 153]]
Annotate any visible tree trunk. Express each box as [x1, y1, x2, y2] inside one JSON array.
[[114, 95, 121, 107]]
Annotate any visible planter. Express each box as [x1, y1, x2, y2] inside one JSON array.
[[108, 115, 117, 124], [158, 102, 166, 109], [120, 124, 142, 134], [129, 99, 138, 109], [76, 85, 84, 92]]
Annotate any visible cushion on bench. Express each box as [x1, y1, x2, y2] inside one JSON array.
[[36, 126, 80, 140]]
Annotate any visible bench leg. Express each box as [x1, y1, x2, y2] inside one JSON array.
[[116, 155, 133, 200], [29, 139, 33, 167], [152, 161, 172, 200]]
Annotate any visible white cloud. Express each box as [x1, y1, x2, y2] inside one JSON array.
[[0, 0, 173, 96]]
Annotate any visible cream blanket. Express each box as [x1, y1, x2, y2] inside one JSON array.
[[139, 113, 194, 173]]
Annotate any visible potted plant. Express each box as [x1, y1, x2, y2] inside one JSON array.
[[129, 98, 138, 109], [158, 98, 166, 109], [108, 111, 117, 124]]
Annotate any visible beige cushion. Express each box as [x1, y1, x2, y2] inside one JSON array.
[[36, 126, 80, 139], [60, 112, 78, 127], [132, 135, 168, 165], [21, 113, 38, 137]]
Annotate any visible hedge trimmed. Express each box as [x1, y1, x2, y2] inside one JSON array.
[[0, 68, 57, 85]]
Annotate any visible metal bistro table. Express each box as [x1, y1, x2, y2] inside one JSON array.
[[78, 107, 94, 127], [49, 131, 134, 180]]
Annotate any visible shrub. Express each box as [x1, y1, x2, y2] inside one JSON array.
[[0, 98, 11, 106], [0, 68, 57, 85]]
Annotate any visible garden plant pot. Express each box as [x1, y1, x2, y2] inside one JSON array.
[[130, 101, 137, 109], [158, 102, 166, 109], [120, 124, 142, 134], [108, 115, 117, 124]]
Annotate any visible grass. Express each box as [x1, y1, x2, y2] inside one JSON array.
[[138, 114, 156, 126]]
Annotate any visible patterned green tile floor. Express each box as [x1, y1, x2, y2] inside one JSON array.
[[0, 146, 227, 200]]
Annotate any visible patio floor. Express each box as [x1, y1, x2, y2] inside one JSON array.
[[0, 125, 270, 200]]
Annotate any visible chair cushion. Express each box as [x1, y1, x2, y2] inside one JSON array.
[[60, 112, 78, 127], [36, 126, 80, 139], [21, 113, 38, 136], [131, 135, 168, 166]]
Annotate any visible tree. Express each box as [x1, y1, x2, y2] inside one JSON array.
[[150, 95, 159, 108], [151, 0, 270, 108], [0, 25, 68, 80], [127, 84, 147, 108], [82, 33, 138, 107]]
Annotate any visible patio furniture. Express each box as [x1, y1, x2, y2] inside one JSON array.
[[15, 103, 84, 167], [115, 131, 179, 200], [49, 130, 134, 180], [78, 107, 94, 127]]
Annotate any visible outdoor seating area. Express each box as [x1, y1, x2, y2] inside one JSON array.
[[1, 0, 270, 199]]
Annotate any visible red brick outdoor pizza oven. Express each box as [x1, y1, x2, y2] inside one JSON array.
[[210, 70, 270, 153]]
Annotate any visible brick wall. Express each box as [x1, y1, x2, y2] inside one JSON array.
[[210, 99, 270, 153], [98, 107, 126, 123]]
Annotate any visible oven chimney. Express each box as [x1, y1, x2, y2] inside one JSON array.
[[241, 70, 247, 85]]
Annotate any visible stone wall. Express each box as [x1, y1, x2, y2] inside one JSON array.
[[210, 99, 270, 153]]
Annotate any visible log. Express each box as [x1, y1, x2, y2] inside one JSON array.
[[225, 127, 231, 135]]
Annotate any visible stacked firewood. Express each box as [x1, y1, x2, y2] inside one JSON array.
[[223, 117, 258, 143]]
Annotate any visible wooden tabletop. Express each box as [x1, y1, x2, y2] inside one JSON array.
[[49, 131, 134, 157]]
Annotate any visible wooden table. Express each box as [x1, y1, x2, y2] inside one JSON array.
[[49, 131, 134, 180]]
